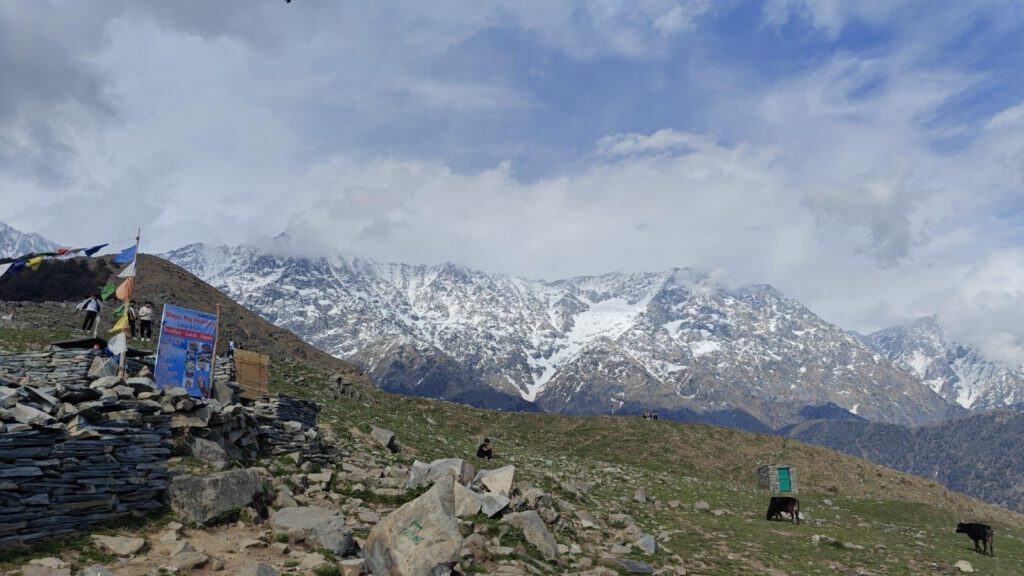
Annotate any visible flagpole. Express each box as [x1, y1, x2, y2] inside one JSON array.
[[117, 228, 141, 378]]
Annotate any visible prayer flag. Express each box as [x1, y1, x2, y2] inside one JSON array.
[[26, 256, 44, 270], [109, 314, 129, 333], [115, 277, 134, 301], [100, 282, 116, 300], [118, 261, 136, 278], [0, 263, 11, 279], [107, 332, 127, 355], [114, 245, 136, 264], [84, 244, 107, 257], [114, 302, 126, 317]]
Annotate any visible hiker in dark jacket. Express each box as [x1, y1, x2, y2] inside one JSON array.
[[476, 438, 495, 460]]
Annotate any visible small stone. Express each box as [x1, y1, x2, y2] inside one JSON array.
[[693, 501, 710, 512], [954, 560, 974, 573], [91, 535, 146, 556]]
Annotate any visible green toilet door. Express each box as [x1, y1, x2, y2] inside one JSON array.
[[778, 468, 792, 492]]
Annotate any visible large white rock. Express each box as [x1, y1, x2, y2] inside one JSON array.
[[90, 535, 146, 556], [453, 482, 482, 518], [475, 465, 515, 496], [407, 458, 475, 489], [479, 493, 510, 518], [364, 474, 463, 576]]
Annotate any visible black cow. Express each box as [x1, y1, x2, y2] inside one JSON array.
[[956, 522, 994, 556], [766, 496, 800, 524]]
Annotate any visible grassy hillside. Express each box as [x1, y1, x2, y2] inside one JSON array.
[[267, 360, 1024, 575], [0, 254, 363, 378], [785, 411, 1024, 514]]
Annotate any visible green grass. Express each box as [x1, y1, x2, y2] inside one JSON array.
[[268, 361, 1024, 576]]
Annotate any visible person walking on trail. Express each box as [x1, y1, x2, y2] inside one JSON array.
[[228, 340, 236, 356], [138, 301, 155, 341], [476, 438, 496, 460], [77, 293, 102, 331]]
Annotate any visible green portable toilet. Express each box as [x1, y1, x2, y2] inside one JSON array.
[[777, 467, 792, 492], [757, 464, 797, 493]]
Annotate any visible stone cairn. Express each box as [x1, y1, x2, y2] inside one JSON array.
[[0, 347, 330, 549]]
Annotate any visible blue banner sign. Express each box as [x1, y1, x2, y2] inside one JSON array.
[[154, 304, 218, 398]]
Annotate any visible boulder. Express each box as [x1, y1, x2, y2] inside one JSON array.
[[23, 558, 69, 576], [167, 468, 265, 524], [502, 511, 559, 561], [189, 437, 229, 469], [604, 559, 654, 574], [364, 474, 463, 576], [480, 493, 510, 518], [236, 563, 280, 576], [476, 465, 515, 496], [371, 425, 400, 453], [634, 534, 657, 554], [90, 535, 146, 556], [270, 506, 355, 555], [634, 486, 647, 503], [453, 482, 482, 518], [407, 458, 474, 489]]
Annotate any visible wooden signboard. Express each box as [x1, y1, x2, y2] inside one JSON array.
[[234, 349, 269, 401]]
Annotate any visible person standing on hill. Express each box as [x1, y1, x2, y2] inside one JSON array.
[[127, 303, 138, 339], [138, 301, 155, 341], [77, 293, 102, 331]]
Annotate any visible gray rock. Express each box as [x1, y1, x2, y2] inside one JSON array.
[[11, 403, 55, 426], [270, 506, 355, 555], [91, 535, 146, 556], [236, 563, 280, 576], [635, 534, 657, 554], [364, 474, 462, 576], [167, 468, 264, 524], [189, 437, 229, 469], [407, 458, 475, 489], [693, 500, 710, 511], [371, 425, 399, 453], [453, 482, 482, 518], [954, 560, 975, 573], [502, 510, 559, 561], [480, 492, 510, 518], [634, 486, 647, 503], [476, 465, 515, 496]]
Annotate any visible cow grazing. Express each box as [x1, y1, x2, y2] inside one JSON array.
[[956, 522, 994, 556], [766, 496, 800, 524]]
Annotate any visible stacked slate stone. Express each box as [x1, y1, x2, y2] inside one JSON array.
[[0, 349, 95, 387], [161, 387, 261, 463], [212, 355, 234, 384], [248, 395, 326, 462], [0, 376, 170, 549]]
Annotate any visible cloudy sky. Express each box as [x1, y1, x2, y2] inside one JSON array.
[[2, 1, 1024, 361]]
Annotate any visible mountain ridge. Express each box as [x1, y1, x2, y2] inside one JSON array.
[[164, 241, 959, 428]]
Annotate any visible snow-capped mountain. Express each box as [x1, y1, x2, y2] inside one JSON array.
[[863, 316, 1024, 410], [0, 221, 56, 258], [166, 242, 958, 428]]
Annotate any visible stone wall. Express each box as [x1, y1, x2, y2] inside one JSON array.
[[0, 378, 170, 548], [0, 348, 95, 387], [0, 347, 329, 548]]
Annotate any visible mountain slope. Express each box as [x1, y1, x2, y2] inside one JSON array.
[[166, 242, 957, 428], [864, 316, 1024, 410], [785, 410, 1024, 514], [0, 221, 56, 257]]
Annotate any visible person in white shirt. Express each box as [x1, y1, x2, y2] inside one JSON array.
[[138, 301, 156, 341], [78, 293, 102, 331]]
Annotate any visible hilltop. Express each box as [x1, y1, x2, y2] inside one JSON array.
[[0, 253, 363, 379]]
